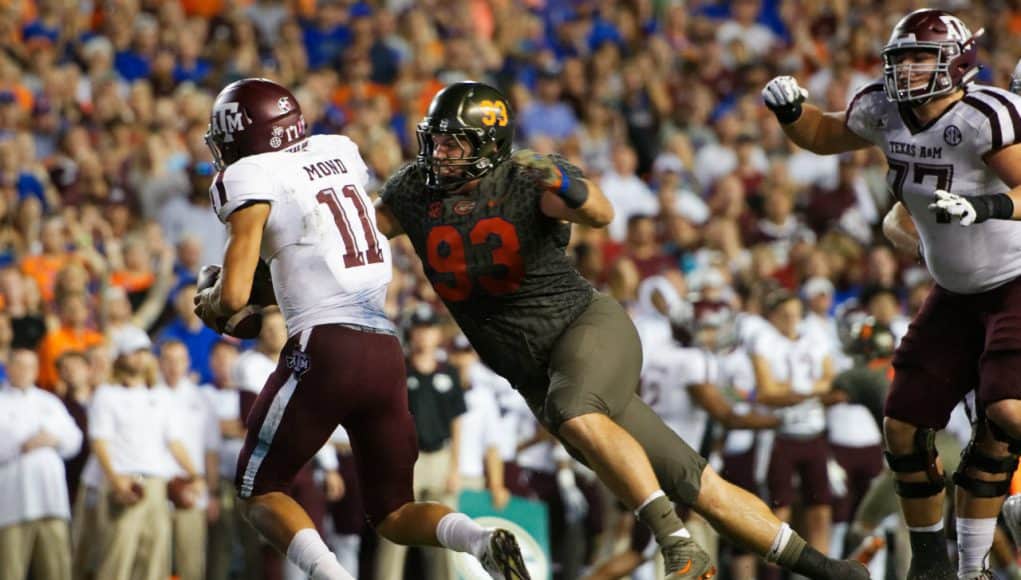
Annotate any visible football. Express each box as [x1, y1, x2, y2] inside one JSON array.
[[196, 262, 274, 339], [167, 477, 198, 510]]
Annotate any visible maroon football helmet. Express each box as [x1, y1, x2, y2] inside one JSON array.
[[205, 78, 307, 170], [881, 9, 983, 104]]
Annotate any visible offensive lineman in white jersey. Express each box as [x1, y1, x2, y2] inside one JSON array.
[[763, 9, 1021, 580], [193, 78, 530, 580]]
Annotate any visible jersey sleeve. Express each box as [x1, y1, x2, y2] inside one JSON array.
[[378, 162, 416, 213], [962, 88, 1021, 158], [210, 160, 278, 223], [844, 82, 886, 143]]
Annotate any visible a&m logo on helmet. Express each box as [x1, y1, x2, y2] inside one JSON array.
[[210, 102, 247, 143], [937, 14, 971, 42]]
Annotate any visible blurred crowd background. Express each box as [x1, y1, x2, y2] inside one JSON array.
[[5, 0, 1021, 579]]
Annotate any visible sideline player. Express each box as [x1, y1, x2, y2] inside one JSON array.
[[194, 78, 530, 580], [763, 9, 1021, 579], [375, 80, 868, 579]]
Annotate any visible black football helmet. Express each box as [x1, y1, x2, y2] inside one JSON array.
[[416, 81, 515, 191], [205, 78, 307, 170]]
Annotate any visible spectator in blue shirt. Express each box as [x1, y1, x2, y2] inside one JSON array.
[[518, 67, 579, 144], [156, 284, 221, 384], [301, 0, 352, 70]]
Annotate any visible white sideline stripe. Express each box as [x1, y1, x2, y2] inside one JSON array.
[[239, 329, 313, 497]]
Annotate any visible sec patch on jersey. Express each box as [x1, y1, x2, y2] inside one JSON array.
[[196, 262, 274, 339]]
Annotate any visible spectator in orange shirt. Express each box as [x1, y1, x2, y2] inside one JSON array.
[[108, 235, 156, 310], [36, 292, 104, 391], [21, 217, 71, 304]]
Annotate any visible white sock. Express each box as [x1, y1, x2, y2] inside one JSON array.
[[436, 512, 491, 559], [634, 490, 666, 514], [830, 522, 848, 558], [286, 528, 354, 580], [956, 517, 996, 578], [908, 520, 944, 533]]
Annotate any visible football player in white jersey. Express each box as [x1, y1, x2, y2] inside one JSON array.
[[763, 9, 1021, 579], [193, 78, 529, 580], [588, 302, 779, 580]]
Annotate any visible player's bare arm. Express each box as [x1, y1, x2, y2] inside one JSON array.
[[883, 201, 922, 257], [374, 198, 405, 239], [220, 202, 270, 311], [751, 354, 810, 408], [762, 77, 872, 155], [688, 383, 780, 429], [511, 150, 614, 227], [811, 356, 835, 395]]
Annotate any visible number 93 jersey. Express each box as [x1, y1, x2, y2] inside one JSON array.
[[846, 81, 1021, 294], [380, 153, 595, 391], [209, 134, 393, 336]]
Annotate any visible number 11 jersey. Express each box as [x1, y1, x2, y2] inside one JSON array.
[[209, 134, 393, 336], [846, 81, 1021, 294]]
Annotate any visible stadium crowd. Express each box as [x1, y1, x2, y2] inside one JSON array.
[[5, 0, 1021, 579]]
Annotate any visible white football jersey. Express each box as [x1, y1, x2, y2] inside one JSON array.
[[751, 327, 827, 437], [715, 346, 759, 455], [641, 344, 718, 452], [211, 134, 393, 335], [847, 81, 1021, 294]]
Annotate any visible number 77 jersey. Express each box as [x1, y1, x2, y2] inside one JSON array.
[[846, 81, 1021, 294], [209, 134, 394, 336]]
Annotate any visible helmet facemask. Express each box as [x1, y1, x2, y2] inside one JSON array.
[[416, 127, 497, 192], [205, 125, 229, 171], [882, 45, 956, 104]]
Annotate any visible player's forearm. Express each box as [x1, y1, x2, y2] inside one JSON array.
[[221, 236, 261, 312], [724, 409, 781, 430], [447, 417, 461, 473], [568, 179, 614, 227], [882, 203, 921, 257], [222, 204, 270, 311], [781, 105, 867, 155], [484, 447, 506, 491], [756, 391, 809, 407]]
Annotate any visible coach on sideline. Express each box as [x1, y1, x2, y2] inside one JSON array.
[[0, 349, 83, 580]]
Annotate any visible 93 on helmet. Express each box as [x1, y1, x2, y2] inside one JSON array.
[[416, 81, 515, 191]]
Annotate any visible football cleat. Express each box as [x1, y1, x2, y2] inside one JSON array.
[[479, 529, 531, 580], [661, 535, 716, 579]]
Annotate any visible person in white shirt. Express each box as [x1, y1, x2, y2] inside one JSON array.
[[0, 349, 82, 580], [83, 332, 200, 580], [160, 339, 222, 580], [202, 340, 262, 580], [752, 289, 836, 564], [598, 144, 659, 241], [447, 337, 511, 510]]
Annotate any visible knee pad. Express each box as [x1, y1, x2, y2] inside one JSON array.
[[884, 427, 944, 498], [988, 419, 1021, 455], [954, 424, 1019, 498]]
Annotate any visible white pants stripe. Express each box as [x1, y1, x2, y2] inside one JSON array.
[[239, 329, 312, 498]]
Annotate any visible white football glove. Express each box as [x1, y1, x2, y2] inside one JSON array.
[[928, 189, 977, 226], [762, 76, 809, 111], [1012, 58, 1021, 95]]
